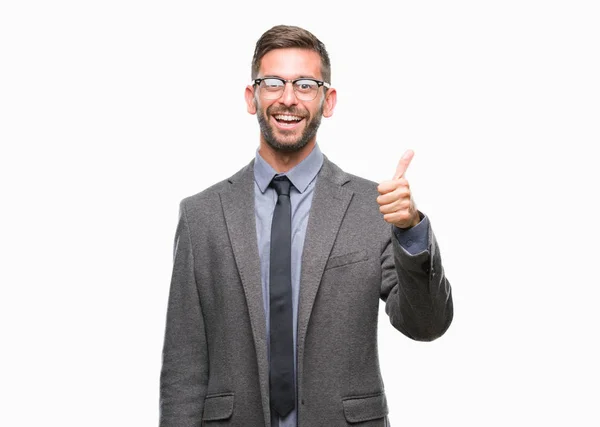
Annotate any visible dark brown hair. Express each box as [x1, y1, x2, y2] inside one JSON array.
[[251, 25, 331, 83]]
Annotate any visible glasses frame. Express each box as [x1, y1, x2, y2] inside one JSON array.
[[252, 77, 331, 101]]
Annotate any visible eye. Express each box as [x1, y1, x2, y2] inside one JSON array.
[[294, 80, 318, 92], [262, 78, 284, 89]]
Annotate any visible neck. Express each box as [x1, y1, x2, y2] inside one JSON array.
[[258, 139, 316, 173]]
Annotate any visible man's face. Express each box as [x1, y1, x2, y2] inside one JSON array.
[[245, 48, 336, 153]]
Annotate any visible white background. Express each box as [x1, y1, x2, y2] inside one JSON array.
[[1, 1, 599, 426]]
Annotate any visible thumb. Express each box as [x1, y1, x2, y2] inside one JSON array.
[[393, 149, 415, 180]]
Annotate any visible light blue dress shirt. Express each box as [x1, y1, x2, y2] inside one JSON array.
[[253, 143, 429, 427]]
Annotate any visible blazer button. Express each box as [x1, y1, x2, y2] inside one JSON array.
[[301, 399, 305, 405]]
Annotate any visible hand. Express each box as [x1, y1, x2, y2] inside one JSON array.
[[376, 150, 420, 229]]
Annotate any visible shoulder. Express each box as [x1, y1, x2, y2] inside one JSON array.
[[320, 156, 390, 240], [179, 160, 254, 212], [344, 172, 379, 194], [321, 155, 379, 195]]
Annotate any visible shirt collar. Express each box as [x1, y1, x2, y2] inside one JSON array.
[[254, 143, 324, 194]]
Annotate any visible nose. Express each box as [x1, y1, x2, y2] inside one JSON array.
[[279, 82, 298, 107]]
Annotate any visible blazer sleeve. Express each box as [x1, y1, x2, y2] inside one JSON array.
[[380, 214, 453, 341], [160, 201, 209, 426]]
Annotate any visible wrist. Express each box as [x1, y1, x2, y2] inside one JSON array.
[[396, 211, 422, 230]]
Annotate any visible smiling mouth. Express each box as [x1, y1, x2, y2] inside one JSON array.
[[272, 114, 305, 129]]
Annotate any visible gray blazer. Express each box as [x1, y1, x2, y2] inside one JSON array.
[[160, 156, 453, 427]]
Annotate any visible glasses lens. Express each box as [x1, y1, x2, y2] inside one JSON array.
[[293, 79, 319, 101], [257, 78, 320, 101], [259, 78, 284, 99]]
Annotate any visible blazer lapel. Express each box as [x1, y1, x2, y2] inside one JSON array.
[[219, 156, 353, 426], [219, 160, 271, 427], [296, 156, 353, 389]]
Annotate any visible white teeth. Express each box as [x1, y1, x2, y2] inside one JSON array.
[[274, 115, 302, 121]]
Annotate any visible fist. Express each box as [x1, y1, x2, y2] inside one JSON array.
[[376, 150, 420, 229]]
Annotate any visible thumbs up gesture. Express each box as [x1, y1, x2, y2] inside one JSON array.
[[376, 150, 420, 229]]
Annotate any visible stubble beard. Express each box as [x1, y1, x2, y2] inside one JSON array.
[[256, 101, 323, 153]]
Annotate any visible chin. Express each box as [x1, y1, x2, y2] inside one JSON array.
[[265, 137, 309, 153], [257, 109, 319, 154]]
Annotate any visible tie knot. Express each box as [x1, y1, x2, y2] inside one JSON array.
[[270, 176, 291, 196]]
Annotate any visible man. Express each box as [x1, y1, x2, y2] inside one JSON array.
[[160, 25, 453, 427]]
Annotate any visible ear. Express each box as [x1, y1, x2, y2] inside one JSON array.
[[322, 87, 337, 118], [245, 85, 257, 115]]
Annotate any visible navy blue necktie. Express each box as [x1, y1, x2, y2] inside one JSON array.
[[269, 176, 295, 417]]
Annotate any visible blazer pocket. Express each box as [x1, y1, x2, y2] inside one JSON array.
[[325, 250, 369, 270], [202, 392, 234, 421], [342, 392, 388, 423]]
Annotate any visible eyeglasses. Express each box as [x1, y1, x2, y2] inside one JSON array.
[[252, 77, 330, 101]]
